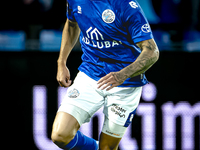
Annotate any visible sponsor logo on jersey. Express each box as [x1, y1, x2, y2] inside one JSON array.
[[102, 9, 115, 23], [141, 24, 151, 33], [129, 1, 138, 9], [110, 104, 126, 118], [105, 130, 120, 137], [77, 6, 82, 14], [68, 88, 80, 98], [82, 27, 122, 49]]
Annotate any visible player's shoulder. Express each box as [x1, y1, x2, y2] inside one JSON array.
[[114, 0, 141, 13]]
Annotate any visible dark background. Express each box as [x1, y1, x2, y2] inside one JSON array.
[[0, 0, 200, 149], [0, 0, 200, 45], [1, 51, 200, 149]]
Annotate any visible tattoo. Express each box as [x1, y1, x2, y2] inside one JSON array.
[[118, 39, 159, 80], [112, 72, 125, 85], [140, 40, 157, 51], [129, 53, 158, 77]]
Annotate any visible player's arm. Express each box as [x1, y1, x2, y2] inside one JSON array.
[[116, 38, 159, 80], [98, 2, 159, 91], [98, 38, 159, 90], [57, 19, 80, 87]]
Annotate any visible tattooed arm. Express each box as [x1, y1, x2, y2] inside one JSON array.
[[97, 38, 159, 90], [115, 39, 159, 81]]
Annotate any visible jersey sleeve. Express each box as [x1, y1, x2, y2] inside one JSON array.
[[122, 0, 153, 44], [66, 1, 76, 22]]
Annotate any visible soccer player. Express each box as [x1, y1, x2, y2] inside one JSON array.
[[51, 0, 159, 150]]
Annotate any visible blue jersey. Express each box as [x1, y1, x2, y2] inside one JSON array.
[[67, 0, 154, 87]]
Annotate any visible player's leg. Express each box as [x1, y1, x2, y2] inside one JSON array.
[[99, 86, 143, 150], [51, 111, 80, 148], [51, 108, 98, 150], [99, 133, 121, 150], [99, 116, 127, 150], [52, 71, 104, 149]]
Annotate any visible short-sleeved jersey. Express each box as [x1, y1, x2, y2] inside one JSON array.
[[67, 0, 154, 87]]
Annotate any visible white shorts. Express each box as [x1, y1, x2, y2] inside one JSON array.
[[58, 71, 142, 138]]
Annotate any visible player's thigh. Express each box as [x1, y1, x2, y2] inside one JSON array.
[[99, 132, 121, 150], [104, 86, 142, 127], [51, 112, 80, 143]]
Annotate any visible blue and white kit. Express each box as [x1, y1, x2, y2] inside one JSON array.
[[58, 0, 154, 138], [67, 0, 154, 87]]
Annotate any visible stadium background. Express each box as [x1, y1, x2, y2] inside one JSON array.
[[1, 0, 200, 149]]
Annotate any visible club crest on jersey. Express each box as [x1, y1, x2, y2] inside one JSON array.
[[102, 9, 115, 23]]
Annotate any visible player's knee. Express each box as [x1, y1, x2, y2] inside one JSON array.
[[51, 131, 75, 148]]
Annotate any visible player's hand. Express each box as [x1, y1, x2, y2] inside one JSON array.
[[56, 63, 72, 87], [97, 72, 125, 91]]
